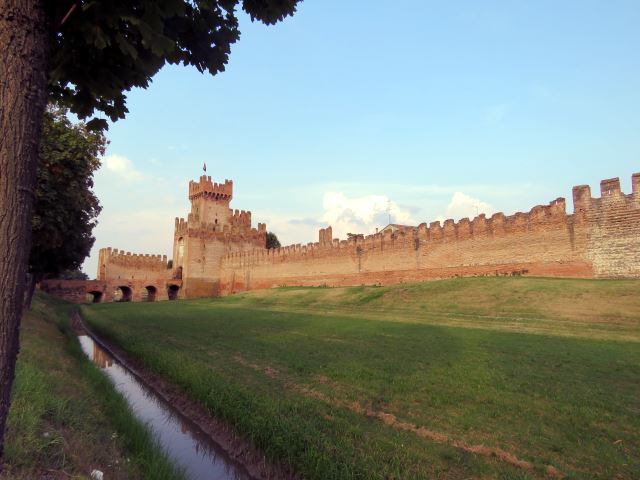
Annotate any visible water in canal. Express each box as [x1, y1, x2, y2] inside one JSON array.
[[77, 334, 252, 480]]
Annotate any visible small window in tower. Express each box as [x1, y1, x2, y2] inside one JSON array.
[[215, 219, 218, 224]]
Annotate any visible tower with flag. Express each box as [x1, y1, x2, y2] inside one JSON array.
[[172, 174, 267, 298]]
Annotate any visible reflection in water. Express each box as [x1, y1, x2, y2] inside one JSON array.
[[92, 343, 113, 368], [77, 335, 251, 480]]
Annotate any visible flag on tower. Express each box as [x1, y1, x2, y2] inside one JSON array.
[[203, 161, 207, 173]]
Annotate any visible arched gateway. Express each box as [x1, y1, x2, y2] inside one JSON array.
[[143, 285, 157, 302]]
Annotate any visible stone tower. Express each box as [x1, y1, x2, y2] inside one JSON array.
[[172, 175, 267, 298]]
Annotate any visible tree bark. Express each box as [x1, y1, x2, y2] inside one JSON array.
[[22, 273, 36, 311], [0, 0, 49, 460]]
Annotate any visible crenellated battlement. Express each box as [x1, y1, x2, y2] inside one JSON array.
[[96, 247, 169, 283], [175, 217, 188, 236], [573, 173, 640, 218], [222, 195, 575, 267], [99, 247, 167, 269], [319, 226, 334, 246], [173, 215, 266, 242], [188, 175, 233, 202], [231, 209, 252, 226], [573, 173, 640, 203]]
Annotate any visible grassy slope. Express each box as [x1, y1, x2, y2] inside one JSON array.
[[82, 277, 640, 480], [2, 292, 182, 480]]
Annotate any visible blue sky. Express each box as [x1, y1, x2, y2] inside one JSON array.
[[84, 0, 640, 276]]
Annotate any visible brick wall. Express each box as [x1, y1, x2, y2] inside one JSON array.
[[172, 175, 267, 298], [578, 174, 640, 277], [97, 247, 169, 282], [46, 173, 637, 304], [219, 174, 640, 294]]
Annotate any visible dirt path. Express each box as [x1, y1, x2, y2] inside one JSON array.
[[232, 353, 565, 479]]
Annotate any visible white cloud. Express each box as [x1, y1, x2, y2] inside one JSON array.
[[256, 192, 421, 247], [101, 154, 145, 182], [321, 191, 417, 239], [436, 192, 496, 223]]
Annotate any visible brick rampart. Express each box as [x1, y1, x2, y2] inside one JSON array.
[[41, 248, 180, 304], [97, 247, 168, 282], [219, 174, 640, 294], [41, 172, 639, 304]]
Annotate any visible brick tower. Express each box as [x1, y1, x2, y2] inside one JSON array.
[[172, 175, 267, 298]]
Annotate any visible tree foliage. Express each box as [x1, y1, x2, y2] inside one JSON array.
[[57, 269, 89, 280], [266, 231, 281, 249], [29, 106, 104, 280], [0, 0, 300, 455], [47, 0, 301, 130]]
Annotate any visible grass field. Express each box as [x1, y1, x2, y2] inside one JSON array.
[[3, 292, 182, 479], [81, 277, 640, 479]]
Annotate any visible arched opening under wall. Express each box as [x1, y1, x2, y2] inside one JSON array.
[[143, 285, 157, 302], [114, 286, 132, 302], [167, 284, 180, 300], [86, 291, 102, 303]]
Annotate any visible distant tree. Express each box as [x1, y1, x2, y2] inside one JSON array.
[[266, 232, 281, 249], [167, 259, 174, 269], [26, 106, 104, 306], [57, 269, 89, 281], [0, 1, 301, 455]]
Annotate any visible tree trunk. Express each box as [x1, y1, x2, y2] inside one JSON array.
[[0, 0, 49, 460], [22, 273, 36, 311]]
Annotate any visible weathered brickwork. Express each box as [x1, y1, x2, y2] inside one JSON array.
[[97, 248, 168, 282], [39, 172, 640, 303], [171, 176, 267, 298], [575, 174, 640, 277], [41, 248, 178, 303], [219, 173, 640, 294]]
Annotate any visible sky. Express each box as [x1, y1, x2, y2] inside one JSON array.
[[84, 0, 640, 276]]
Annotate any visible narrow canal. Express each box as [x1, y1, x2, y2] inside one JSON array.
[[77, 334, 252, 480]]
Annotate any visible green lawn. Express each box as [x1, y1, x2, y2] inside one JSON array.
[[81, 277, 640, 480], [3, 292, 181, 479]]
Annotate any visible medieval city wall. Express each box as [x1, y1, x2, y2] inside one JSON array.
[[69, 247, 176, 302], [579, 174, 640, 277], [219, 174, 640, 294], [39, 172, 640, 304], [41, 247, 178, 304], [98, 247, 169, 283], [39, 279, 95, 303]]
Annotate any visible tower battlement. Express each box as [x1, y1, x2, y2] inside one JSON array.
[[188, 175, 233, 202], [170, 175, 267, 297]]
